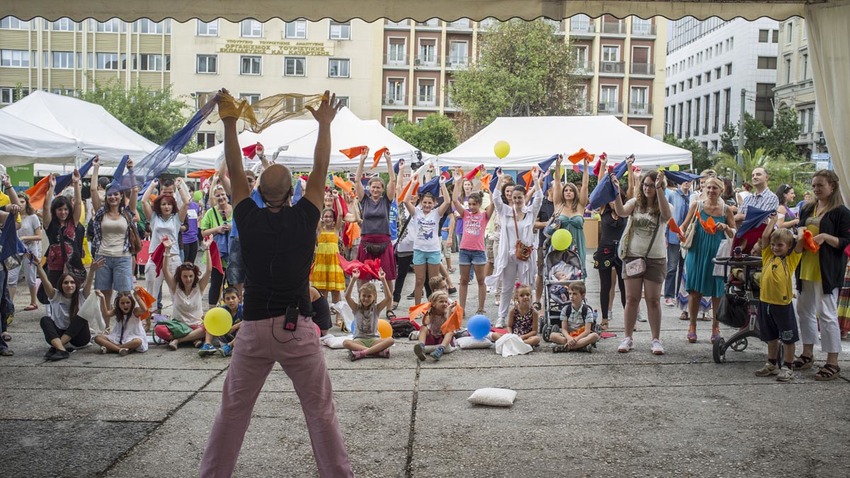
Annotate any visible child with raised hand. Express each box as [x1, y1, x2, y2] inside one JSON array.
[[549, 281, 600, 353], [414, 291, 457, 361], [342, 268, 394, 361], [94, 289, 148, 355], [490, 284, 540, 347], [404, 177, 452, 304], [754, 213, 803, 382], [156, 236, 212, 350], [199, 286, 244, 357]]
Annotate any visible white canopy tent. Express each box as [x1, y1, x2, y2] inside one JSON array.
[[438, 115, 691, 169], [1, 91, 160, 164], [0, 109, 80, 166]]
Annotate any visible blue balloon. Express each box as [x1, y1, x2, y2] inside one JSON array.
[[468, 315, 491, 340]]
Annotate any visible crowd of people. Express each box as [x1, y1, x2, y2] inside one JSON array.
[[0, 103, 847, 384]]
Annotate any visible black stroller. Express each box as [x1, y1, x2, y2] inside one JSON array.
[[711, 254, 764, 363]]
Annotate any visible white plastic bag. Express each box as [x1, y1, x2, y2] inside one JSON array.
[[78, 293, 107, 335], [713, 238, 733, 277], [494, 333, 533, 357]]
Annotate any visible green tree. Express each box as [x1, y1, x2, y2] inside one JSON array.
[[391, 113, 458, 155], [449, 19, 579, 133], [719, 107, 802, 160], [663, 134, 712, 172], [77, 80, 194, 146], [714, 147, 813, 192]]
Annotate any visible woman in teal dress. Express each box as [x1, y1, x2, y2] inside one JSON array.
[[680, 177, 737, 344], [552, 154, 590, 277]]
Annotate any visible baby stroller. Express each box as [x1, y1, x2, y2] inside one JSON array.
[[711, 254, 764, 363], [540, 239, 584, 330]]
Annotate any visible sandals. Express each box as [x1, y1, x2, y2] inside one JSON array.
[[1, 332, 10, 342], [698, 313, 712, 322], [687, 325, 697, 344], [814, 363, 841, 381], [792, 354, 814, 370], [679, 312, 689, 321], [24, 304, 39, 311]]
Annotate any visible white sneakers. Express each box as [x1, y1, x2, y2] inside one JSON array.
[[650, 339, 665, 355], [618, 337, 665, 355]]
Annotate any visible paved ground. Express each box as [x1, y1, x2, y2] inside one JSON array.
[[1, 249, 849, 478]]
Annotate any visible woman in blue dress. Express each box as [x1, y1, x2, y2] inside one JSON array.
[[552, 154, 590, 277], [680, 177, 737, 344]]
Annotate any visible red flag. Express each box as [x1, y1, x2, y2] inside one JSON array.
[[208, 240, 225, 275], [150, 242, 166, 277], [241, 142, 263, 159], [464, 164, 485, 180], [339, 145, 368, 159]]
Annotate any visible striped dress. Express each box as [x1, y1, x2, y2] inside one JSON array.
[[311, 230, 345, 291]]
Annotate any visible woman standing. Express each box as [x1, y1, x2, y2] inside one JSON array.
[[9, 192, 41, 312], [775, 184, 799, 230], [42, 172, 85, 289], [142, 177, 190, 314], [90, 157, 137, 311], [611, 170, 672, 355], [552, 155, 590, 276], [200, 184, 232, 306], [487, 170, 543, 327], [452, 170, 494, 315], [679, 177, 737, 344], [354, 148, 397, 297], [793, 170, 850, 381], [403, 179, 451, 304]]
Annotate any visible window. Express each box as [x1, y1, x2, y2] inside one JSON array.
[[724, 88, 731, 129], [703, 94, 710, 134], [418, 39, 436, 65], [757, 56, 777, 69], [329, 21, 350, 40], [668, 105, 675, 135], [239, 93, 260, 105], [0, 87, 14, 104], [694, 98, 701, 136], [197, 20, 218, 36], [196, 54, 217, 74], [715, 67, 721, 79], [726, 63, 732, 75], [387, 38, 406, 64], [96, 53, 120, 70], [387, 78, 405, 104], [240, 56, 261, 75], [785, 23, 793, 43], [696, 75, 702, 86], [687, 79, 692, 90], [135, 54, 169, 71], [570, 14, 592, 33], [705, 71, 711, 82], [632, 18, 652, 35], [336, 96, 349, 108], [449, 41, 469, 66], [328, 58, 350, 77], [96, 19, 123, 33], [284, 57, 305, 76], [713, 92, 721, 133], [671, 85, 676, 95], [241, 20, 262, 38], [784, 56, 792, 83], [758, 29, 770, 43], [801, 53, 808, 80], [0, 17, 29, 29], [630, 86, 648, 114], [665, 87, 669, 98], [686, 100, 692, 136], [284, 20, 307, 39], [601, 45, 619, 62], [52, 51, 75, 69], [0, 49, 30, 67], [630, 125, 647, 135], [772, 30, 779, 43], [196, 132, 216, 149], [417, 79, 436, 105], [599, 85, 618, 112], [135, 19, 168, 34], [53, 18, 75, 31]]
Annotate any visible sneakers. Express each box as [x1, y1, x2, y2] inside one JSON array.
[[408, 330, 420, 341], [552, 344, 569, 353], [219, 343, 233, 357], [413, 343, 427, 361], [98, 346, 108, 354], [348, 350, 361, 362], [430, 345, 445, 361], [617, 337, 633, 353], [198, 343, 217, 357], [636, 311, 647, 322], [664, 298, 675, 308], [118, 348, 129, 357], [650, 339, 665, 355], [776, 367, 794, 382], [448, 287, 457, 295], [47, 349, 70, 361], [168, 340, 179, 351], [376, 349, 390, 358], [755, 362, 779, 377]]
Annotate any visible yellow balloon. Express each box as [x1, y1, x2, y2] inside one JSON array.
[[670, 164, 680, 171], [377, 319, 393, 339], [494, 140, 511, 159], [551, 229, 573, 251], [204, 308, 234, 337]]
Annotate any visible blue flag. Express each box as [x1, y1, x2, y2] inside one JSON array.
[[736, 206, 774, 238], [664, 170, 701, 186], [419, 177, 442, 197], [0, 214, 27, 262], [537, 154, 558, 173], [587, 160, 629, 210], [54, 155, 96, 194]]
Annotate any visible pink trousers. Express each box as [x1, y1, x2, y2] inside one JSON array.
[[200, 315, 353, 477]]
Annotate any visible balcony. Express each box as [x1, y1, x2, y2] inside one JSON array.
[[446, 19, 472, 31], [385, 20, 410, 29], [628, 103, 653, 116], [415, 19, 442, 30], [572, 61, 595, 76], [630, 62, 655, 76], [384, 95, 406, 106], [569, 21, 596, 36], [598, 102, 623, 114], [447, 56, 469, 69], [384, 54, 408, 67], [414, 55, 438, 68], [631, 23, 657, 37], [599, 61, 625, 75], [798, 131, 814, 144], [417, 95, 437, 107], [601, 22, 626, 35]]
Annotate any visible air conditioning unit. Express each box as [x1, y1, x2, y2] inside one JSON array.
[[602, 63, 616, 73], [414, 59, 421, 66], [598, 102, 608, 111], [388, 98, 395, 105]]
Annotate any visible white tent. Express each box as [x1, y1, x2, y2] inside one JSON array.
[[273, 108, 423, 171], [1, 91, 160, 164], [0, 109, 80, 166], [438, 116, 692, 170]]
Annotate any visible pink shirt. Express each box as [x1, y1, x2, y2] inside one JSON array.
[[459, 210, 489, 251]]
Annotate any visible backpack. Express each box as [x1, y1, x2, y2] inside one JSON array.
[[389, 316, 420, 338]]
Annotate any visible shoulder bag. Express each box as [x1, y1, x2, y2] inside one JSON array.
[[680, 201, 701, 254], [513, 207, 533, 261], [211, 208, 230, 259], [124, 210, 143, 255], [623, 215, 661, 278]]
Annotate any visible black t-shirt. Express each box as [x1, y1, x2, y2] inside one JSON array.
[[233, 198, 320, 320], [599, 208, 627, 250], [537, 197, 555, 248]]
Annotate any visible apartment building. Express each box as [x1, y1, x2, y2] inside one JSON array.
[[664, 17, 779, 153], [380, 15, 667, 138], [0, 16, 171, 105], [772, 17, 826, 163]]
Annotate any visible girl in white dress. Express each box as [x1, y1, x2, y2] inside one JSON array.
[[94, 289, 149, 355]]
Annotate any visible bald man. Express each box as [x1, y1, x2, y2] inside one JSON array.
[[201, 91, 353, 477]]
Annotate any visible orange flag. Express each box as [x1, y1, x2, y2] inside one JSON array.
[[699, 215, 717, 234], [568, 148, 589, 164], [803, 229, 820, 253], [187, 169, 217, 179], [135, 286, 157, 320], [339, 145, 368, 159], [25, 176, 51, 211], [332, 176, 354, 195], [398, 179, 418, 202], [409, 302, 431, 321], [345, 222, 361, 245], [667, 218, 683, 236], [371, 147, 389, 169], [521, 167, 537, 188], [441, 304, 464, 335], [479, 173, 491, 189]]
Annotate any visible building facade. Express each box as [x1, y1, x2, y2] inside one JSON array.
[[772, 17, 825, 162], [0, 16, 171, 104], [664, 17, 779, 153]]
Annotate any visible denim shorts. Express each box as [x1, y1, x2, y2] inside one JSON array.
[[458, 249, 487, 266], [226, 236, 246, 285], [95, 255, 134, 292], [413, 250, 442, 265]]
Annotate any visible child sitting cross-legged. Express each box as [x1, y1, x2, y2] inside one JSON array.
[[413, 291, 457, 361], [342, 268, 394, 361], [93, 289, 148, 355], [548, 281, 600, 353], [155, 237, 212, 350], [199, 286, 243, 358], [490, 284, 540, 347]]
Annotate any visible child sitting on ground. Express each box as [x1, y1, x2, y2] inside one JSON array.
[[155, 237, 212, 350], [94, 290, 148, 355], [199, 286, 243, 357], [548, 281, 599, 353], [490, 284, 540, 347], [342, 269, 394, 360], [754, 214, 803, 382], [413, 291, 457, 361]]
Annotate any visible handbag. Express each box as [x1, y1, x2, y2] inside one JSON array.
[[542, 205, 565, 238], [623, 215, 661, 278], [513, 208, 533, 261], [212, 208, 230, 259], [124, 210, 142, 255], [59, 226, 87, 286], [159, 319, 192, 339], [680, 202, 701, 254]]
